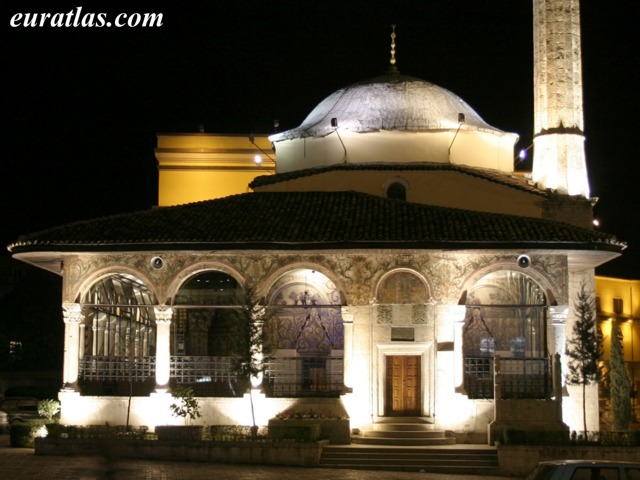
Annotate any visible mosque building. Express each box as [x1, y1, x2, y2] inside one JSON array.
[[8, 0, 627, 443]]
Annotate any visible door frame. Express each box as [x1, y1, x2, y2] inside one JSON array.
[[375, 342, 434, 419]]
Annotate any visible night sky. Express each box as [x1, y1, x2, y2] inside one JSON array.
[[3, 1, 639, 278]]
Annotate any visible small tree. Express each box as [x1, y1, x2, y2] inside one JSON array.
[[229, 285, 270, 437], [609, 317, 632, 431], [169, 386, 201, 425], [37, 399, 60, 422], [565, 283, 601, 436]]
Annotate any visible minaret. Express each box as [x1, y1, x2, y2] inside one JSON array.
[[532, 0, 590, 198]]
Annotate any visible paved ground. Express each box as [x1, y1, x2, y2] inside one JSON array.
[[0, 435, 519, 480]]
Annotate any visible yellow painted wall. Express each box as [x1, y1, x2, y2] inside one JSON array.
[[595, 276, 639, 404], [155, 133, 274, 206]]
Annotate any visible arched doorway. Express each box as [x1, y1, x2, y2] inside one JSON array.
[[463, 270, 550, 399]]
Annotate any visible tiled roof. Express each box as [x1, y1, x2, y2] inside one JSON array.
[[249, 163, 543, 195], [8, 191, 624, 253]]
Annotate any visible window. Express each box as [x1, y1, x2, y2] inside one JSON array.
[[386, 182, 406, 201]]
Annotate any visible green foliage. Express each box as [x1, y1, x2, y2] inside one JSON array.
[[499, 428, 639, 446], [565, 283, 601, 434], [37, 399, 61, 421], [609, 319, 632, 431], [228, 286, 267, 384], [169, 386, 201, 425], [44, 424, 148, 439], [268, 424, 321, 442], [228, 285, 274, 432], [208, 425, 268, 441], [501, 428, 569, 445], [9, 419, 47, 447]]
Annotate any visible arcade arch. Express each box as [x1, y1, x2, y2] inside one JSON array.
[[462, 269, 550, 399]]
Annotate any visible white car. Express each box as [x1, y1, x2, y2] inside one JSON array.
[[526, 460, 640, 480]]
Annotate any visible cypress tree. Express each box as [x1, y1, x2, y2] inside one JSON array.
[[609, 318, 632, 431], [565, 283, 601, 436]]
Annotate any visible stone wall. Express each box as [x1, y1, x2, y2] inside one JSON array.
[[35, 438, 325, 467]]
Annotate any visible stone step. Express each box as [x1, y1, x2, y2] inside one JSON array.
[[372, 423, 438, 432], [320, 446, 499, 474], [352, 435, 455, 446], [362, 429, 448, 439], [354, 417, 454, 446]]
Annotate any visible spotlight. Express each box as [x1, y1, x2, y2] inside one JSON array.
[[517, 255, 531, 268], [151, 257, 164, 269]]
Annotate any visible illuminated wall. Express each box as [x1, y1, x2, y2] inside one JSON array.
[[595, 275, 640, 424], [155, 133, 274, 206]]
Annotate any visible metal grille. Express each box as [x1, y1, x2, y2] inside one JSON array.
[[500, 357, 551, 399], [169, 356, 235, 383], [463, 356, 552, 400], [79, 355, 155, 381], [264, 356, 344, 397], [464, 356, 494, 399]]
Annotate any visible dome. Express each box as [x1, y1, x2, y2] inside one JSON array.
[[270, 73, 504, 142]]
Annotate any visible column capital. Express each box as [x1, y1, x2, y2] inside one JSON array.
[[340, 306, 354, 323], [62, 303, 83, 323], [154, 306, 173, 324], [549, 305, 569, 325]]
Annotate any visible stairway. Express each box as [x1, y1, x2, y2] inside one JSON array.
[[352, 417, 454, 446], [320, 417, 500, 474], [319, 445, 500, 474]]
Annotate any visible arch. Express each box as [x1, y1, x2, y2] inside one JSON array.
[[262, 262, 348, 306], [77, 270, 158, 395], [374, 268, 431, 304], [166, 261, 246, 304], [461, 268, 551, 400], [73, 265, 158, 305], [171, 269, 246, 358], [459, 260, 557, 305], [262, 267, 346, 397]]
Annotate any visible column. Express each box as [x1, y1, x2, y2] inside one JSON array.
[[62, 303, 83, 391], [154, 306, 173, 392], [251, 306, 265, 389], [549, 305, 569, 384], [341, 306, 354, 391]]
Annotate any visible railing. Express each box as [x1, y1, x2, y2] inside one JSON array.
[[463, 356, 552, 399], [499, 356, 551, 399], [264, 356, 344, 397], [170, 356, 236, 383], [79, 355, 155, 381], [79, 354, 345, 398]]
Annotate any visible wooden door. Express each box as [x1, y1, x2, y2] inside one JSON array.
[[385, 355, 421, 416]]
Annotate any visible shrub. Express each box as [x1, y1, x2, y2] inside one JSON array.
[[169, 386, 201, 425], [9, 420, 47, 448], [37, 399, 61, 422], [208, 425, 268, 441], [268, 424, 321, 442]]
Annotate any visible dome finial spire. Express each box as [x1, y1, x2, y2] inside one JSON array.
[[389, 25, 399, 73]]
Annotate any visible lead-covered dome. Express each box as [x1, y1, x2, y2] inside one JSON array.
[[270, 73, 504, 142]]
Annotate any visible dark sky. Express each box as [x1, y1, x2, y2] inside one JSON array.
[[3, 1, 639, 278]]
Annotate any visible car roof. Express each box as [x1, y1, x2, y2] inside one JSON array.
[[538, 460, 640, 466]]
